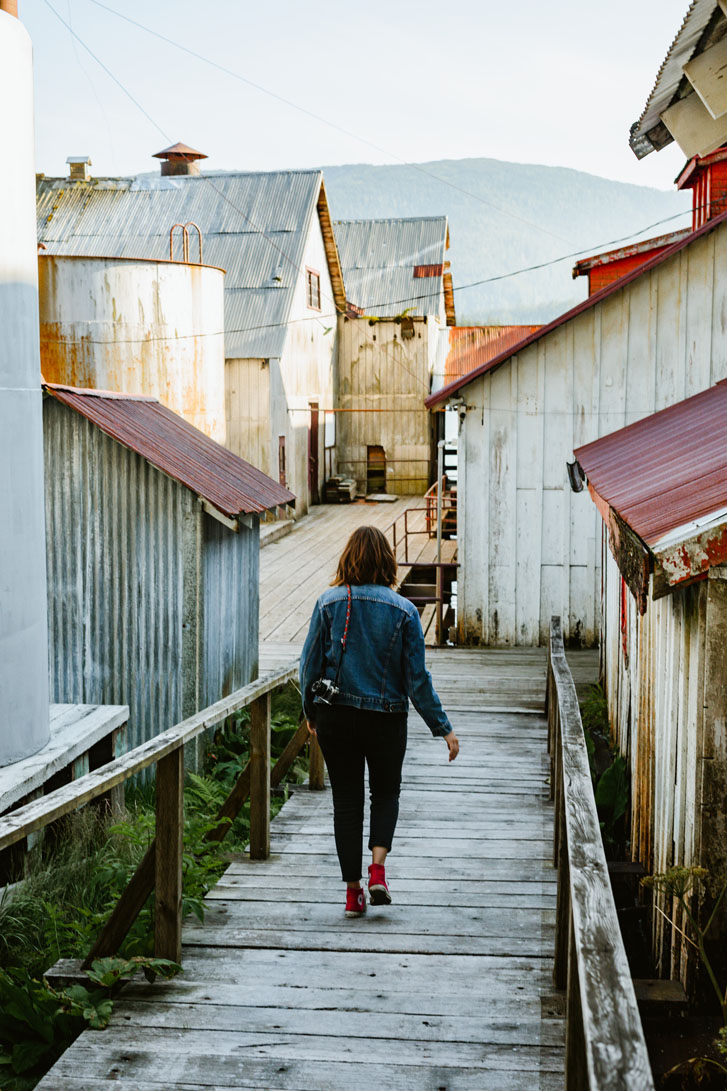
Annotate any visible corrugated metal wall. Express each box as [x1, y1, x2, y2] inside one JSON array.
[[203, 514, 259, 708], [45, 397, 258, 763], [336, 316, 435, 495], [602, 543, 727, 989], [458, 224, 727, 646]]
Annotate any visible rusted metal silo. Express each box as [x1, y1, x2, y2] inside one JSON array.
[[0, 8, 50, 765], [38, 255, 226, 443]]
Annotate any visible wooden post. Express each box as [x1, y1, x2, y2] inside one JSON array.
[[154, 750, 184, 963], [309, 734, 325, 791], [565, 906, 587, 1090], [249, 692, 271, 859]]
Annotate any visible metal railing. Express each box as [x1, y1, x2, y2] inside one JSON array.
[[0, 662, 317, 968], [547, 617, 653, 1089]]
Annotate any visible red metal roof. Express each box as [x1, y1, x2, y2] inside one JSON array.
[[45, 384, 295, 517], [574, 380, 727, 547], [426, 208, 727, 409], [571, 229, 690, 277], [443, 326, 542, 386]]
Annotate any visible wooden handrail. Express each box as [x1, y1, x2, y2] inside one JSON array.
[[547, 617, 653, 1089], [0, 663, 298, 853], [0, 660, 318, 967]]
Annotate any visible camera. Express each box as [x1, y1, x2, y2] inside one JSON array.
[[311, 677, 340, 705]]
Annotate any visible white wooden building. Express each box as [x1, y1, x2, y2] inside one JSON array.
[[36, 154, 347, 515], [574, 382, 727, 989], [427, 210, 727, 646], [334, 218, 454, 495]]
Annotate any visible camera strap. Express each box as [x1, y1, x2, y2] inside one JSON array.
[[332, 584, 352, 687]]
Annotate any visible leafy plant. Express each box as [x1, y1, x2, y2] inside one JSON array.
[[0, 957, 181, 1087]]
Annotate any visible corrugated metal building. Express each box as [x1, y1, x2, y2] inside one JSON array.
[[574, 382, 727, 991], [427, 209, 727, 646], [44, 383, 294, 763], [334, 217, 453, 495], [36, 163, 346, 514]]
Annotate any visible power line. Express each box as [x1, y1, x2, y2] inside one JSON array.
[[85, 0, 578, 248], [37, 199, 700, 346], [40, 0, 347, 324]]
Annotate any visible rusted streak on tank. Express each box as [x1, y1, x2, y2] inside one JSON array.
[[656, 524, 727, 587]]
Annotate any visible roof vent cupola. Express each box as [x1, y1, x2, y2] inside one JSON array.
[[153, 142, 208, 177]]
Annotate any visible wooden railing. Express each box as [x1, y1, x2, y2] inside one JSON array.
[[0, 662, 319, 969], [547, 617, 654, 1090]]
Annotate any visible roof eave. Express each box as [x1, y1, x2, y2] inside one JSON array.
[[426, 209, 727, 408]]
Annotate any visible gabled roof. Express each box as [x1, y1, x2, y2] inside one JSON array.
[[575, 380, 727, 596], [629, 0, 726, 158], [426, 208, 727, 408], [334, 217, 451, 321], [44, 383, 295, 517], [36, 171, 346, 359]]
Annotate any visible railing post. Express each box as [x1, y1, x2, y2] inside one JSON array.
[[249, 692, 271, 859], [565, 903, 587, 1090], [154, 749, 184, 963], [309, 733, 325, 791]]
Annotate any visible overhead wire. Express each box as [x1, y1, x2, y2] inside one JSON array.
[[86, 0, 578, 248]]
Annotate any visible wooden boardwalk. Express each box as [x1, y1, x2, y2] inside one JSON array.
[[259, 496, 455, 645], [38, 647, 597, 1090]]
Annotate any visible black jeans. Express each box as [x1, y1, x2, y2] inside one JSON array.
[[315, 704, 407, 882]]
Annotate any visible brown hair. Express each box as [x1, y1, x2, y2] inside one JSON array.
[[332, 525, 397, 587]]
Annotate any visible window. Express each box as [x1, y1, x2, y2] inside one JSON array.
[[306, 268, 321, 310]]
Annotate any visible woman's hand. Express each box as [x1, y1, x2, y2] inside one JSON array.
[[307, 719, 317, 737], [445, 731, 459, 762]]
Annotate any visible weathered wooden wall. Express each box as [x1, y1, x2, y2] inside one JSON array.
[[458, 223, 727, 646], [336, 315, 437, 495], [224, 210, 337, 515], [44, 398, 259, 764], [602, 542, 727, 988]]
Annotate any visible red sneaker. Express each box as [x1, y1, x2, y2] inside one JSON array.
[[345, 887, 367, 918], [368, 863, 392, 905]]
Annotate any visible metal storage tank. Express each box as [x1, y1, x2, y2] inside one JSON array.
[[0, 8, 50, 766], [38, 255, 226, 443]]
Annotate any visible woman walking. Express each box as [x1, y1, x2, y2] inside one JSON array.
[[300, 525, 459, 918]]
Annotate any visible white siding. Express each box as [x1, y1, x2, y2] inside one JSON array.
[[602, 545, 727, 989], [223, 200, 338, 516], [458, 226, 727, 645]]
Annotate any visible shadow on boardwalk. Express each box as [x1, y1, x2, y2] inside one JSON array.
[[38, 647, 597, 1090]]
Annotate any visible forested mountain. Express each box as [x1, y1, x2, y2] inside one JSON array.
[[321, 158, 690, 324]]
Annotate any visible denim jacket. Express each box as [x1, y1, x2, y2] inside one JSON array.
[[300, 583, 452, 737]]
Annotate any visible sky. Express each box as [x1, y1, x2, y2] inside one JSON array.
[[24, 0, 690, 192]]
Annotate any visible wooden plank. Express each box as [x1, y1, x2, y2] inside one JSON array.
[[39, 645, 566, 1090], [155, 749, 184, 964], [82, 841, 156, 968], [249, 692, 271, 860]]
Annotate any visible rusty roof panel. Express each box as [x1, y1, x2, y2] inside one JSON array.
[[443, 326, 542, 385], [572, 229, 692, 276], [45, 383, 295, 516], [574, 380, 727, 547]]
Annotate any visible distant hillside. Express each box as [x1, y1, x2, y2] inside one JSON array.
[[320, 158, 691, 325]]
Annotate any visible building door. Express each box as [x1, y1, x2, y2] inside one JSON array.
[[367, 445, 386, 494], [308, 402, 320, 505], [278, 435, 287, 488]]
